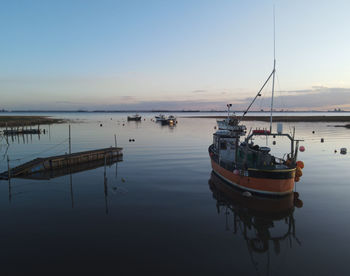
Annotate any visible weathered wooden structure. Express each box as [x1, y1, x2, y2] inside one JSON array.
[[17, 156, 122, 180], [0, 147, 123, 180], [3, 128, 41, 135]]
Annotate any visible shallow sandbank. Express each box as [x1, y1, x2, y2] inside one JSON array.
[[0, 116, 65, 127]]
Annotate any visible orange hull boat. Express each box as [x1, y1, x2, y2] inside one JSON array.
[[210, 155, 295, 196]]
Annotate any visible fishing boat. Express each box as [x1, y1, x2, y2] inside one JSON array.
[[127, 114, 142, 121], [159, 115, 177, 125], [155, 114, 166, 121], [208, 35, 304, 196], [168, 115, 176, 121], [167, 115, 176, 124]]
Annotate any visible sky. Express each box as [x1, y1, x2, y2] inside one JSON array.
[[1, 0, 350, 111]]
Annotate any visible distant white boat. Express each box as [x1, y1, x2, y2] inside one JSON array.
[[155, 114, 166, 121], [160, 115, 177, 125]]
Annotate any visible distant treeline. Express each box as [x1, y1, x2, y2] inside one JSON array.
[[1, 110, 349, 113]]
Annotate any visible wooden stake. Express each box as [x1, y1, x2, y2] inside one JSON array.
[[7, 155, 11, 203], [7, 155, 10, 180], [69, 125, 71, 155]]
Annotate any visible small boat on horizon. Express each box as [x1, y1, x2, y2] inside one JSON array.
[[127, 114, 142, 121], [155, 114, 166, 121], [157, 115, 177, 125]]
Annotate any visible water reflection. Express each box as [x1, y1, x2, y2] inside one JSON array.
[[209, 172, 303, 275], [6, 157, 123, 214], [18, 156, 122, 180], [1, 127, 47, 144]]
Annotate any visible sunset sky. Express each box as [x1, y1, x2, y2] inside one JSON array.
[[1, 0, 350, 111]]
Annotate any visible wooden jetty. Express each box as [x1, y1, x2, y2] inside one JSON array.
[[2, 124, 43, 135], [17, 156, 122, 180], [3, 128, 41, 135], [0, 147, 123, 180]]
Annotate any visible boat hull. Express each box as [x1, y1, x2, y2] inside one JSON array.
[[209, 172, 295, 217], [127, 116, 141, 121], [210, 155, 295, 196]]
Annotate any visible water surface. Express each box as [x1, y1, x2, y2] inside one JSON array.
[[0, 113, 349, 275]]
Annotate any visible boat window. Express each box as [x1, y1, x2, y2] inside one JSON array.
[[220, 141, 227, 150]]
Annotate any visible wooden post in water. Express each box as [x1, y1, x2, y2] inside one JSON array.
[[7, 155, 10, 180], [104, 174, 108, 215], [4, 132, 9, 145], [7, 155, 11, 203], [69, 125, 71, 155], [69, 171, 74, 208], [103, 154, 108, 214], [104, 155, 107, 178], [114, 134, 118, 177]]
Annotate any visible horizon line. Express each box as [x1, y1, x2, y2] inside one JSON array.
[[0, 109, 349, 113]]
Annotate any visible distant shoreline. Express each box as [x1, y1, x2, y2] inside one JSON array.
[[184, 115, 350, 122], [0, 116, 65, 127], [0, 110, 349, 113]]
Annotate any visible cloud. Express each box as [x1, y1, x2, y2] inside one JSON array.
[[2, 84, 350, 111], [240, 87, 350, 110], [118, 96, 138, 102], [55, 101, 84, 105], [192, 89, 207, 94], [278, 89, 316, 94]]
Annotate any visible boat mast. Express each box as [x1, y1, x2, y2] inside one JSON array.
[[270, 7, 276, 132], [227, 103, 232, 119]]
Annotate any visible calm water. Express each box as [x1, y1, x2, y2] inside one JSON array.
[[0, 113, 350, 275]]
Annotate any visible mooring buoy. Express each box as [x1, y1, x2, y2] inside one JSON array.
[[242, 191, 252, 197]]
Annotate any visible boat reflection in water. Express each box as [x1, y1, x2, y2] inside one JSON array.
[[208, 172, 303, 274]]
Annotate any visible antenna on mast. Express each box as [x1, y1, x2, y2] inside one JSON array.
[[238, 6, 278, 125], [270, 5, 276, 133]]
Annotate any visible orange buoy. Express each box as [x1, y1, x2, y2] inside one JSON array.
[[296, 161, 304, 169], [296, 167, 303, 177], [294, 199, 303, 208]]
